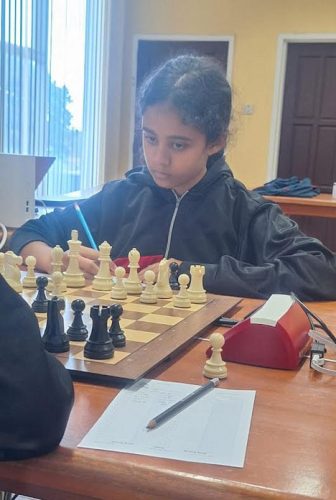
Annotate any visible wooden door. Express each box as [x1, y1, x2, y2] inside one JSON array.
[[132, 40, 229, 167], [278, 43, 336, 250]]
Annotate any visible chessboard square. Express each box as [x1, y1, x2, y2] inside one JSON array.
[[140, 313, 182, 325], [151, 307, 190, 318], [122, 310, 145, 321], [120, 318, 136, 328], [130, 320, 168, 334], [122, 303, 159, 313], [72, 350, 129, 364], [124, 329, 160, 342], [163, 302, 205, 311]]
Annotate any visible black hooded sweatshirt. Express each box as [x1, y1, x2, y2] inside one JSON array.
[[0, 275, 74, 460], [9, 158, 336, 300]]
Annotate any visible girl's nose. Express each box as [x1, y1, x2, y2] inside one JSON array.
[[155, 145, 170, 167]]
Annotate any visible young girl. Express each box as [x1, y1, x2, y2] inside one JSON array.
[[9, 55, 336, 299]]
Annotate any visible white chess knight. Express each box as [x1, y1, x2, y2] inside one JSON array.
[[63, 230, 85, 288], [3, 250, 23, 293], [203, 332, 227, 379], [188, 265, 207, 303], [155, 258, 173, 299], [92, 241, 113, 291], [124, 247, 142, 295]]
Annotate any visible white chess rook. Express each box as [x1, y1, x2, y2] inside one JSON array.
[[188, 265, 207, 303]]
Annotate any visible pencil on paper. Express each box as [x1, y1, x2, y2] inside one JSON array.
[[74, 202, 98, 250], [146, 378, 219, 430]]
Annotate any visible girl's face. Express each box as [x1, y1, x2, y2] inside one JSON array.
[[142, 103, 222, 195]]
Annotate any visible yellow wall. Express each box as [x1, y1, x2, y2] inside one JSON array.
[[115, 0, 336, 188]]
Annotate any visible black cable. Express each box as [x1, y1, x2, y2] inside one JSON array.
[[290, 292, 336, 345]]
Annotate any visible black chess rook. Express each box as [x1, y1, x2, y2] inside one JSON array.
[[84, 305, 114, 360]]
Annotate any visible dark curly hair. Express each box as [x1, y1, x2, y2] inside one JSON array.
[[138, 54, 232, 153]]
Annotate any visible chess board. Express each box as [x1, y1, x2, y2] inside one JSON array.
[[22, 283, 241, 384]]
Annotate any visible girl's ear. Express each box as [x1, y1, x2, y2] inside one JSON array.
[[207, 134, 227, 155]]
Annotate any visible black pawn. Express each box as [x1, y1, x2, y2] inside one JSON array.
[[84, 305, 114, 360], [67, 299, 88, 341], [109, 304, 126, 348], [169, 262, 180, 290], [42, 297, 69, 353], [32, 276, 49, 313]]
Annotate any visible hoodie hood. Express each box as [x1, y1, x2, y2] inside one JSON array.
[[0, 275, 74, 460]]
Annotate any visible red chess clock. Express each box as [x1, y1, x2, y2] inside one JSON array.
[[208, 294, 312, 370]]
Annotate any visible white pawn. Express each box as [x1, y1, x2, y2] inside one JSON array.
[[92, 241, 113, 291], [140, 270, 158, 304], [63, 229, 85, 288], [22, 255, 37, 288], [111, 266, 127, 300], [188, 265, 207, 303], [124, 247, 142, 295], [203, 332, 227, 379], [155, 258, 173, 299], [173, 274, 191, 308]]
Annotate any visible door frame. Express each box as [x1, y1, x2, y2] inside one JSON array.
[[267, 34, 336, 181], [129, 34, 235, 165]]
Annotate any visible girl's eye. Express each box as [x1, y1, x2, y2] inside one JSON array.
[[143, 134, 157, 145], [171, 142, 186, 151]]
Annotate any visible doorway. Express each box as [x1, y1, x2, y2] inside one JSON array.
[[276, 41, 336, 250]]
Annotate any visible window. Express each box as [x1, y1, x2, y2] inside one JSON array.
[[0, 0, 109, 198]]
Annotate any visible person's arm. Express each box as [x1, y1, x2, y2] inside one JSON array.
[[180, 204, 336, 301], [20, 240, 103, 277], [9, 186, 108, 275]]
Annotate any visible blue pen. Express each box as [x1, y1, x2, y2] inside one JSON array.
[[74, 202, 98, 250]]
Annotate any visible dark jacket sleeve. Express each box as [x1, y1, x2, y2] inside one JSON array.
[[9, 187, 106, 255], [0, 275, 74, 460], [180, 202, 336, 301]]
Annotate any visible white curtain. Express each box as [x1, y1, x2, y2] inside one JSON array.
[[0, 0, 112, 198]]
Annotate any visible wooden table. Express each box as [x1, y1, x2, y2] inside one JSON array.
[[264, 193, 336, 218], [1, 298, 336, 500]]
